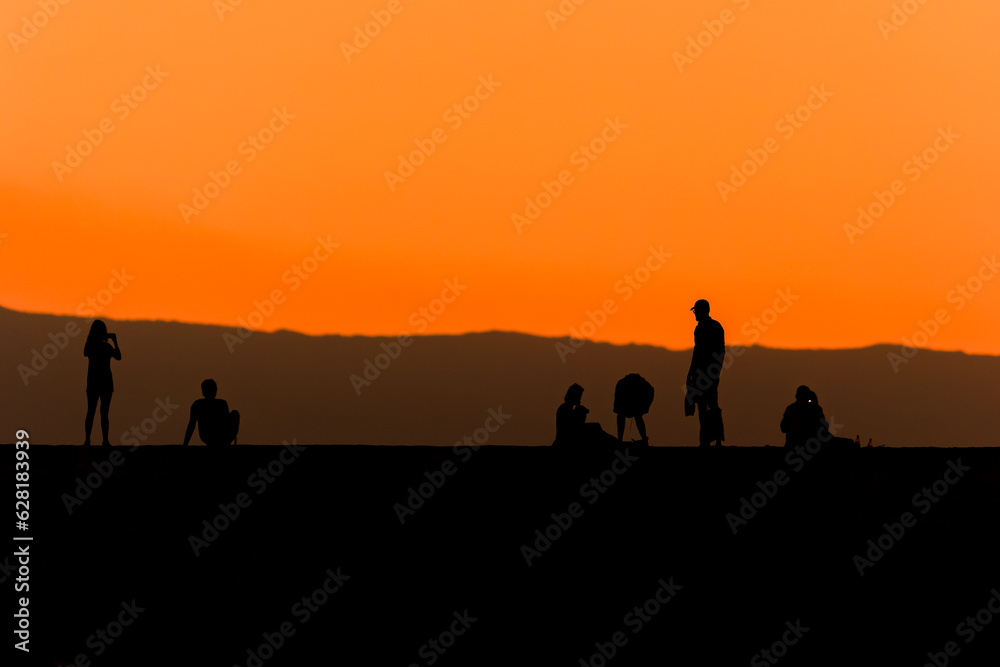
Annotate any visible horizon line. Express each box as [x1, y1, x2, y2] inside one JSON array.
[[1, 303, 990, 357]]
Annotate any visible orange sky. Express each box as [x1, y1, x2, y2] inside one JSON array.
[[2, 0, 998, 353]]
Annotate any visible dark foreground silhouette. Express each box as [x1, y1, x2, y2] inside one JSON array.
[[10, 444, 1000, 665]]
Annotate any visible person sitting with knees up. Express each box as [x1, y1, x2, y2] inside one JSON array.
[[183, 379, 240, 446]]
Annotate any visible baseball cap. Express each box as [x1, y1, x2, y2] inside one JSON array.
[[690, 299, 710, 312]]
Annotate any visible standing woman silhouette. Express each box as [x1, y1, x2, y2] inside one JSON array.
[[83, 319, 121, 446]]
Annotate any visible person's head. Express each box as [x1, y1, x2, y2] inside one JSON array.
[[84, 319, 108, 356], [201, 379, 218, 398], [691, 299, 710, 322], [564, 383, 584, 404], [795, 385, 813, 403]]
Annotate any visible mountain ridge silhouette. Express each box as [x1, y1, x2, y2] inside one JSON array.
[[3, 305, 996, 446]]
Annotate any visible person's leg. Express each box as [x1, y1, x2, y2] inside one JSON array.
[[709, 385, 723, 446], [593, 424, 621, 447], [581, 422, 609, 447], [84, 389, 99, 445], [228, 410, 241, 445], [696, 399, 712, 447], [99, 391, 113, 446], [617, 414, 626, 441], [634, 415, 648, 443], [696, 404, 708, 446]]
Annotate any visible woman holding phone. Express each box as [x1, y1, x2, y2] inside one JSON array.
[[83, 319, 121, 446]]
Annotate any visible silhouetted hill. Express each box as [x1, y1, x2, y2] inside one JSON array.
[[2, 306, 998, 446]]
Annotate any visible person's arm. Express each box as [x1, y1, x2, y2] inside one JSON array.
[[688, 328, 699, 380], [182, 404, 197, 446], [780, 407, 789, 434], [108, 333, 121, 360]]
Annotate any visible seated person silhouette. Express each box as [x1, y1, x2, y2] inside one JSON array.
[[553, 384, 618, 448], [183, 379, 240, 446], [780, 385, 856, 449]]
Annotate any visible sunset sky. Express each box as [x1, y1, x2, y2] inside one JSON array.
[[3, 0, 998, 353]]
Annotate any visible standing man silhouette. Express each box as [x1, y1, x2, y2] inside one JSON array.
[[686, 299, 725, 447]]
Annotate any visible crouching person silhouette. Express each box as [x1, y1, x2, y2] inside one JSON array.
[[613, 373, 654, 445], [183, 379, 240, 446]]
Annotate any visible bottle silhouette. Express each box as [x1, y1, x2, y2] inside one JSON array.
[[854, 435, 860, 447], [866, 438, 873, 448]]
